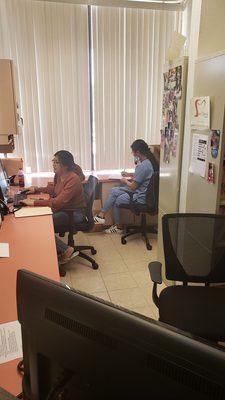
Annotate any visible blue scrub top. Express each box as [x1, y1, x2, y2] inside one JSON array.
[[133, 159, 153, 203]]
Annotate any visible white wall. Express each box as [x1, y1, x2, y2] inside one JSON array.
[[179, 0, 225, 211], [198, 0, 225, 58]]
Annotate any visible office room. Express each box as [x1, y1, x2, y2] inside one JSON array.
[[1, 0, 225, 398]]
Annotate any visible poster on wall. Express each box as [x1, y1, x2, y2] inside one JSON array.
[[210, 129, 220, 158], [189, 133, 208, 178], [207, 162, 215, 184], [161, 65, 182, 163], [190, 96, 210, 129]]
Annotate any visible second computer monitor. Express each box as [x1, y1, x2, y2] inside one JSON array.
[[0, 160, 8, 201]]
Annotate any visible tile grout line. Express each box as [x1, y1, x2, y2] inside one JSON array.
[[97, 236, 117, 302]]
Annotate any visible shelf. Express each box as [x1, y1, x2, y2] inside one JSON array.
[[0, 135, 14, 153]]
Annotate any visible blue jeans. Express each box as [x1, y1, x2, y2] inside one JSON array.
[[53, 209, 85, 255], [101, 187, 131, 225]]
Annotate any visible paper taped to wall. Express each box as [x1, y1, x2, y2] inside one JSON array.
[[189, 133, 208, 177]]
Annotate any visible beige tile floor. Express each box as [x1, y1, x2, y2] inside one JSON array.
[[59, 231, 165, 320]]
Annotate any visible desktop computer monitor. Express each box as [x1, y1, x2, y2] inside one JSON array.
[[17, 269, 225, 400], [0, 160, 8, 201]]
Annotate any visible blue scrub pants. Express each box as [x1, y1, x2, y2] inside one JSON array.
[[101, 187, 131, 225], [53, 209, 85, 254]]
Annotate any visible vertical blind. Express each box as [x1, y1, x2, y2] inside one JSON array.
[[0, 0, 182, 171], [92, 6, 179, 169], [0, 0, 91, 172]]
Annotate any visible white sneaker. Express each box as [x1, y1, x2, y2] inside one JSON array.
[[104, 225, 123, 234], [94, 215, 105, 224]]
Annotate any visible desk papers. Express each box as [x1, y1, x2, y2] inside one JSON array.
[[0, 321, 22, 364], [108, 174, 122, 180], [0, 243, 9, 258], [108, 174, 132, 180], [15, 207, 52, 218]]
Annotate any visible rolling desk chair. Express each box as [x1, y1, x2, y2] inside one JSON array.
[[119, 172, 159, 250], [148, 213, 225, 341], [56, 175, 99, 274]]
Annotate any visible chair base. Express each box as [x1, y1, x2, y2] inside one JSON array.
[[59, 246, 98, 276], [121, 215, 157, 251], [60, 246, 99, 277], [63, 233, 99, 272], [75, 247, 99, 270]]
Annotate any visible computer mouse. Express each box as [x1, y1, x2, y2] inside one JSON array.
[[19, 201, 28, 206]]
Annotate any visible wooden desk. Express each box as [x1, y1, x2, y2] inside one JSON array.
[[0, 213, 59, 396]]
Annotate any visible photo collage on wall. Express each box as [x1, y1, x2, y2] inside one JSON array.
[[160, 65, 182, 163]]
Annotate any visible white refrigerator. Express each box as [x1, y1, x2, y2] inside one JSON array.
[[157, 57, 188, 272]]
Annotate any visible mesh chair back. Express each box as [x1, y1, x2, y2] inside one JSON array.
[[82, 175, 99, 229], [145, 172, 159, 213], [163, 213, 225, 283]]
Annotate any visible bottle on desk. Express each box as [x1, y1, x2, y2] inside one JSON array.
[[17, 168, 25, 187]]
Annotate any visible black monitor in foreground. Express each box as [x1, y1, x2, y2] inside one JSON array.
[[17, 270, 225, 400]]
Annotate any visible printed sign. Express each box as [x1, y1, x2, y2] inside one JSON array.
[[190, 96, 210, 129], [189, 133, 208, 178]]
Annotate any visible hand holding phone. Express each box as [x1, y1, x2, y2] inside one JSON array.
[[121, 170, 128, 177]]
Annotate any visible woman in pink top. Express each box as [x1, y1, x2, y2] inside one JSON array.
[[22, 151, 86, 273]]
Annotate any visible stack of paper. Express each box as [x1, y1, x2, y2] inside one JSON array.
[[15, 207, 52, 218], [0, 243, 9, 258], [108, 174, 122, 180], [0, 321, 23, 364]]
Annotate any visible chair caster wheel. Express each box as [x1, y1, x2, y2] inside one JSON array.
[[59, 268, 67, 277], [91, 249, 97, 255], [121, 238, 127, 245], [92, 262, 99, 270], [146, 244, 152, 251]]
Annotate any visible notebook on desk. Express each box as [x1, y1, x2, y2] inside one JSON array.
[[14, 207, 52, 218], [108, 174, 132, 180], [108, 173, 122, 180]]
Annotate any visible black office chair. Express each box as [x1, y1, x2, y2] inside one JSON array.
[[56, 175, 99, 274], [119, 172, 159, 250], [149, 213, 225, 341]]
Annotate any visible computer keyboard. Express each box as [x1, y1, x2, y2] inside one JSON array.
[[13, 192, 27, 207]]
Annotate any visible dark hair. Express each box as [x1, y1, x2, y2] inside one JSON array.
[[131, 139, 159, 172], [54, 150, 85, 182], [54, 150, 77, 172]]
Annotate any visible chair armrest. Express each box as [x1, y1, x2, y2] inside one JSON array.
[[148, 261, 162, 284]]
